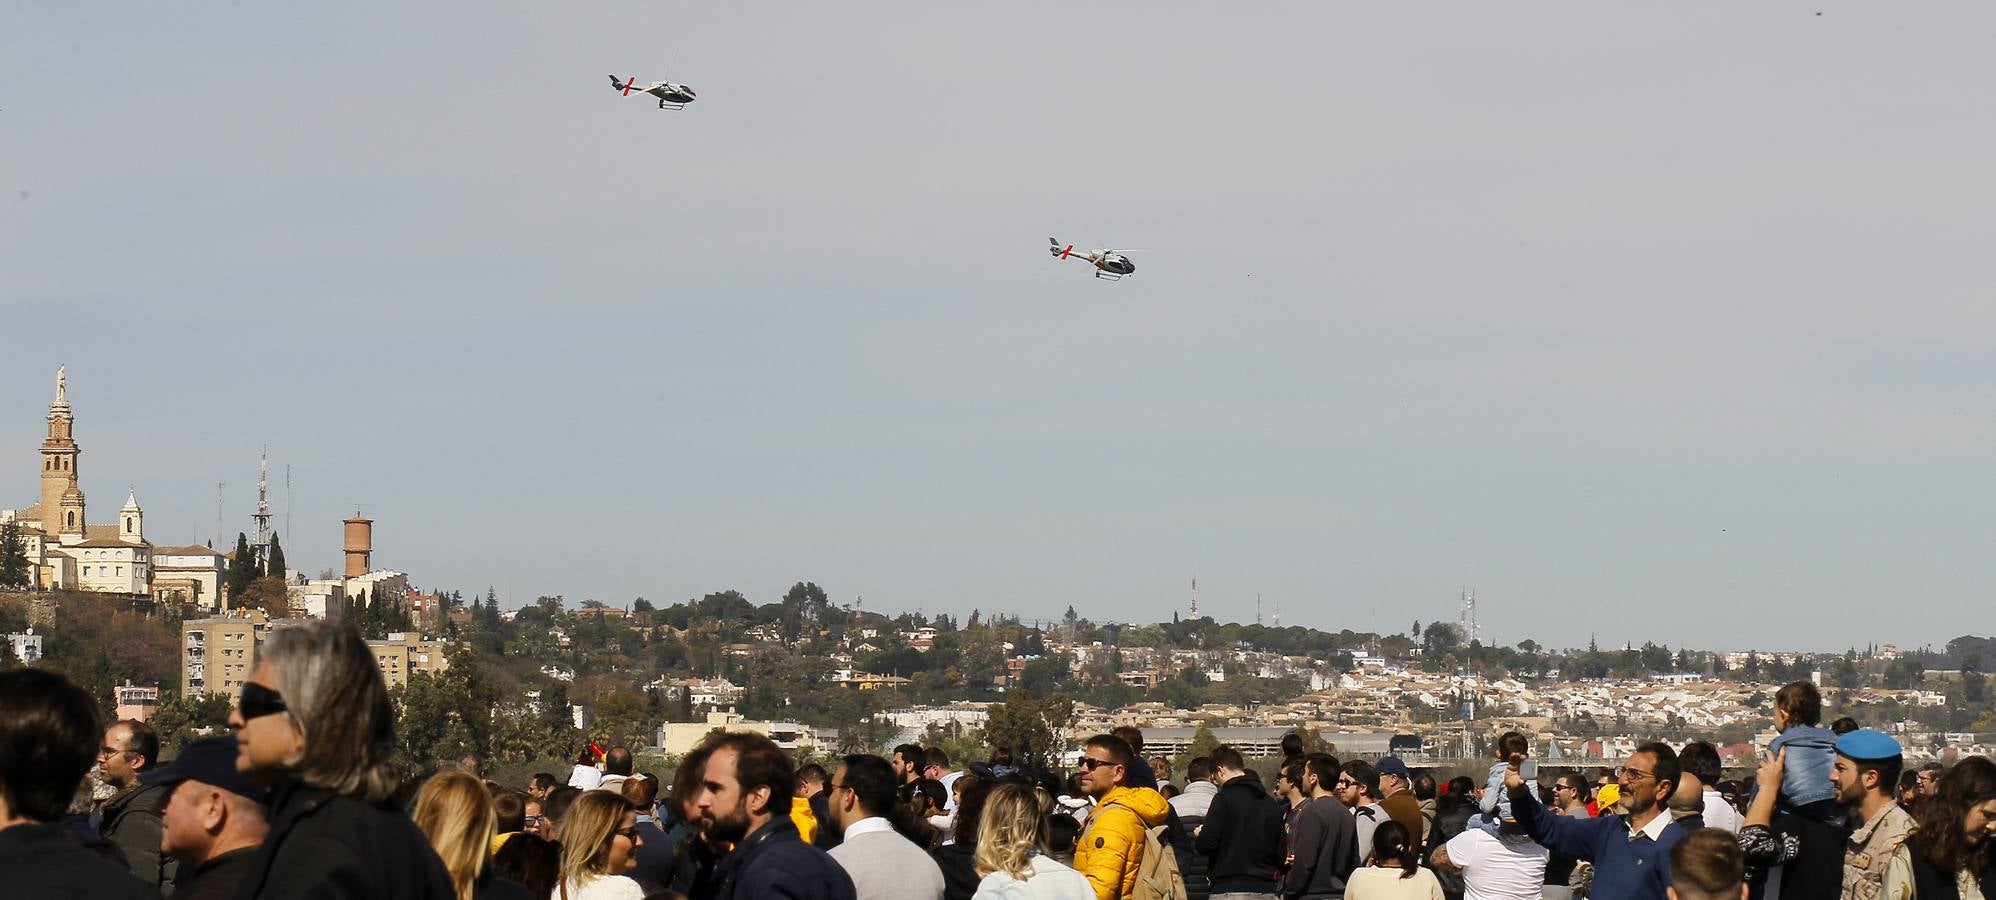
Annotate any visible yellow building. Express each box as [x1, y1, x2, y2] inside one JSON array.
[[366, 632, 453, 688], [2, 368, 154, 595], [657, 710, 819, 756], [182, 611, 271, 698]]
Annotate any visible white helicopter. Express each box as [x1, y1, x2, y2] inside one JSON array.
[[610, 73, 697, 110], [1049, 235, 1141, 280]]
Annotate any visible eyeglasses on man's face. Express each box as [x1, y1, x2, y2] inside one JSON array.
[[1622, 767, 1655, 784], [1078, 757, 1115, 771], [1336, 777, 1360, 789]]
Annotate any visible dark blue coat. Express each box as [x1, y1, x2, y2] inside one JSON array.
[[698, 819, 856, 900]]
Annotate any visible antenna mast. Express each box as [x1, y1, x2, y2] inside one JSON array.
[[1459, 586, 1479, 645], [216, 482, 225, 546], [1190, 575, 1198, 619], [253, 447, 273, 568]]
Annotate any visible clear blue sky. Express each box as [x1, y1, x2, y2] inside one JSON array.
[[5, 2, 1994, 652]]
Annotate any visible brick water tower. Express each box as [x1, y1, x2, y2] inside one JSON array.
[[343, 513, 373, 577]]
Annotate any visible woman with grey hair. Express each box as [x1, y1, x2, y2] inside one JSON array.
[[228, 619, 455, 899]]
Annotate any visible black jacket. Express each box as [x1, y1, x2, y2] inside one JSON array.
[[1170, 811, 1212, 900], [809, 793, 840, 849], [234, 777, 456, 900], [173, 846, 258, 900], [0, 822, 161, 900], [934, 840, 979, 900], [103, 780, 177, 890], [1193, 775, 1285, 894], [697, 819, 856, 900], [1281, 797, 1357, 900]]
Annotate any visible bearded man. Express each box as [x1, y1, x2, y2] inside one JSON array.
[[691, 733, 856, 900]]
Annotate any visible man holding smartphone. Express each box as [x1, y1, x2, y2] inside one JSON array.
[[1507, 745, 1687, 900]]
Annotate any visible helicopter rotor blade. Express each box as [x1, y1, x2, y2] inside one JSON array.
[[1084, 225, 1108, 250]]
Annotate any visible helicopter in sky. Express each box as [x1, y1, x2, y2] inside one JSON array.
[[1049, 236, 1140, 280], [610, 73, 697, 110]]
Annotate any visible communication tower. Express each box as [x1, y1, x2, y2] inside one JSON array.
[[252, 447, 273, 568], [1459, 586, 1479, 645]]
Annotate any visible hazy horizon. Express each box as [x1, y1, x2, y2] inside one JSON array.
[[7, 2, 1995, 654]]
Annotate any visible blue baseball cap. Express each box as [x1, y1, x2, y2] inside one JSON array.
[[1376, 756, 1412, 778], [1834, 729, 1903, 763], [139, 734, 267, 803]]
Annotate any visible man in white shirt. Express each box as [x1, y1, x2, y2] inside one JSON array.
[[921, 747, 963, 810], [827, 754, 945, 900], [1433, 826, 1550, 900], [1677, 742, 1739, 834]]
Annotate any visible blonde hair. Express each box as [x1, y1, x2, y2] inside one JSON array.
[[555, 790, 636, 889], [414, 771, 497, 900], [974, 783, 1046, 881]]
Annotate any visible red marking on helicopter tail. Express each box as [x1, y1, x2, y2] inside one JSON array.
[[1061, 244, 1073, 260], [622, 77, 636, 96]]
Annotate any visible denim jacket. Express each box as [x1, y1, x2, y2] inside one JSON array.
[[1769, 724, 1837, 808]]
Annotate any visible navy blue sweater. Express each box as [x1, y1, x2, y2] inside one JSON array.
[[1512, 787, 1684, 900]]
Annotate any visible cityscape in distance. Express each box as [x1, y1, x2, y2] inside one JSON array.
[[3, 368, 1993, 774]]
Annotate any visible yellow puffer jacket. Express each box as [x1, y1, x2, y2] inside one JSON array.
[[1074, 785, 1170, 900], [789, 795, 817, 845]]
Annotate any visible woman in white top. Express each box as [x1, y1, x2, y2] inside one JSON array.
[[550, 791, 645, 900], [971, 782, 1094, 900], [1344, 821, 1445, 900]]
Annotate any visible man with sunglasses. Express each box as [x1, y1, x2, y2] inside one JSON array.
[[1335, 760, 1385, 864], [99, 718, 177, 891], [1507, 742, 1687, 900], [1073, 734, 1172, 900]]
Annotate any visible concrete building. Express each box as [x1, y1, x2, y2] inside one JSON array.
[[182, 611, 271, 698], [288, 577, 345, 619], [366, 631, 452, 688], [151, 545, 227, 610], [657, 710, 819, 756], [6, 627, 42, 662], [114, 680, 159, 723]]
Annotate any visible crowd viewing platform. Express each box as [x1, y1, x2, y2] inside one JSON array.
[[2, 611, 1994, 900]]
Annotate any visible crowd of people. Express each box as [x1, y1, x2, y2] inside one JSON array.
[[2, 623, 1993, 900]]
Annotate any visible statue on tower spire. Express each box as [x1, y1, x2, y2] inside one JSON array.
[[54, 365, 67, 406]]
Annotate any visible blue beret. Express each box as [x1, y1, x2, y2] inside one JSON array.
[[1835, 729, 1902, 762]]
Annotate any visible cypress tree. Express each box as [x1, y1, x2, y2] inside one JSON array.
[[266, 533, 286, 583], [0, 520, 29, 589], [226, 533, 257, 599]]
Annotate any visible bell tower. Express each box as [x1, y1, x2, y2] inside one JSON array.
[[39, 366, 82, 538], [121, 489, 144, 544]]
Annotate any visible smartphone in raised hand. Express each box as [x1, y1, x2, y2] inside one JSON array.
[[1520, 760, 1539, 780]]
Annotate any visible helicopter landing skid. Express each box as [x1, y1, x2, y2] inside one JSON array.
[[657, 101, 687, 110], [1093, 271, 1126, 281]]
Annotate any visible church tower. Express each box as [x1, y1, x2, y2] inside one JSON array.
[[121, 489, 144, 544], [40, 366, 83, 538]]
